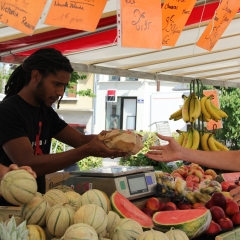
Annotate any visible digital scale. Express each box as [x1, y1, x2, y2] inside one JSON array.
[[64, 166, 157, 200]]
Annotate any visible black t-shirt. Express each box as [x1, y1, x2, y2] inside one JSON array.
[[0, 95, 68, 197]]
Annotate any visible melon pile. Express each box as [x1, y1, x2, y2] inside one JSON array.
[[0, 169, 208, 239]]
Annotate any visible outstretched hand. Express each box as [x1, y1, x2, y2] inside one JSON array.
[[145, 134, 182, 162]]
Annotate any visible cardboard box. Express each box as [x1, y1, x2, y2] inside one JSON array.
[[0, 206, 21, 221], [45, 171, 70, 192]]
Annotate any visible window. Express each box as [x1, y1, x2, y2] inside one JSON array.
[[109, 75, 120, 81], [125, 77, 138, 81]]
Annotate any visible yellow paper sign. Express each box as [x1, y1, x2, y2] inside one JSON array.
[[162, 0, 196, 46], [197, 0, 240, 51], [44, 0, 107, 32], [0, 0, 47, 35], [203, 90, 223, 130], [117, 0, 162, 49]]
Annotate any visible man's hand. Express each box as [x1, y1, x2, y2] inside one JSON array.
[[145, 134, 182, 162], [8, 164, 37, 178]]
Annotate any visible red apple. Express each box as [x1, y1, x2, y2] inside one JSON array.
[[232, 212, 240, 225], [211, 192, 226, 209], [145, 197, 160, 212], [158, 201, 165, 211], [225, 200, 239, 217], [210, 206, 225, 222], [161, 205, 176, 211], [142, 207, 154, 217], [165, 201, 177, 210], [205, 220, 222, 235], [217, 217, 234, 231], [177, 202, 192, 210], [205, 199, 214, 209]]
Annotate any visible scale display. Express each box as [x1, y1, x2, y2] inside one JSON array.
[[127, 173, 148, 195]]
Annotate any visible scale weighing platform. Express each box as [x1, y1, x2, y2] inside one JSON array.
[[64, 166, 157, 200]]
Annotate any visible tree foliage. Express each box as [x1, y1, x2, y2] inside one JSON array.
[[215, 87, 240, 150]]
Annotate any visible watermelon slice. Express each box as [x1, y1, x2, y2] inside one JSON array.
[[215, 172, 240, 183], [110, 191, 154, 229], [153, 208, 211, 239]]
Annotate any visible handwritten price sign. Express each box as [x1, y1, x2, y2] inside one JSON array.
[[162, 0, 196, 46], [117, 0, 162, 49], [0, 0, 47, 35], [197, 0, 240, 51], [44, 0, 107, 31]]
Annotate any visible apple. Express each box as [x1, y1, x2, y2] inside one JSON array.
[[232, 212, 240, 225], [145, 197, 160, 212], [142, 207, 154, 217], [165, 201, 177, 210], [224, 200, 239, 217], [161, 205, 176, 211], [210, 206, 225, 222], [177, 202, 192, 210], [205, 199, 214, 209], [211, 192, 226, 209], [205, 220, 222, 235], [217, 217, 234, 231], [158, 201, 165, 211]]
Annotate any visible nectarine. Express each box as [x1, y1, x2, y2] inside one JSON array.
[[145, 197, 160, 212]]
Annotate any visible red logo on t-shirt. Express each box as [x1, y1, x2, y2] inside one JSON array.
[[34, 121, 43, 155]]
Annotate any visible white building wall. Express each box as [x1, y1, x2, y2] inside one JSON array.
[[93, 75, 184, 134]]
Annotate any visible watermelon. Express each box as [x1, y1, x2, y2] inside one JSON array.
[[110, 191, 154, 229], [153, 208, 211, 239], [215, 172, 240, 183]]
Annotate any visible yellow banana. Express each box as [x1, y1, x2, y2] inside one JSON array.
[[173, 115, 183, 121], [210, 101, 228, 118], [189, 94, 195, 123], [169, 107, 182, 120], [185, 128, 193, 149], [201, 132, 211, 151], [182, 132, 188, 147], [213, 139, 229, 151], [191, 96, 201, 123], [177, 132, 184, 145], [205, 98, 221, 121], [191, 128, 200, 150], [182, 94, 191, 122], [208, 134, 220, 151], [200, 96, 211, 119]]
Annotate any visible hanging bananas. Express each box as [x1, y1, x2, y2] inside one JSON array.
[[200, 132, 229, 151], [200, 95, 228, 122], [176, 128, 200, 150], [169, 107, 182, 121]]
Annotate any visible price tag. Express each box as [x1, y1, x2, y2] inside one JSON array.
[[0, 0, 47, 35], [196, 0, 240, 51], [162, 0, 197, 46], [117, 0, 162, 49], [44, 0, 107, 32]]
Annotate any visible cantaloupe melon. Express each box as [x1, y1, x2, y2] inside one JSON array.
[[107, 211, 121, 239], [21, 196, 50, 227], [81, 189, 111, 213], [43, 189, 69, 206], [137, 229, 169, 240], [27, 224, 46, 240], [74, 203, 108, 235], [61, 223, 98, 240], [1, 169, 37, 206], [46, 203, 75, 237], [165, 227, 189, 240], [112, 218, 143, 240], [64, 191, 81, 211]]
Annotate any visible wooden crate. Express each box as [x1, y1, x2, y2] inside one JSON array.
[[0, 206, 21, 221]]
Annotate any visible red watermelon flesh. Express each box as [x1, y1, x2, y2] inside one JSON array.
[[218, 172, 240, 183], [153, 208, 212, 239], [110, 191, 154, 229]]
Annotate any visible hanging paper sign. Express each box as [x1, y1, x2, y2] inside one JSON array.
[[0, 0, 47, 35], [44, 0, 107, 32], [117, 0, 162, 49], [197, 0, 240, 51], [162, 0, 197, 46]]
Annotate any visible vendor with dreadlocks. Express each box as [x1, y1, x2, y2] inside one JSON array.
[[0, 48, 127, 205]]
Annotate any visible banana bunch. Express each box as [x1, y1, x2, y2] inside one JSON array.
[[201, 132, 229, 151], [200, 95, 228, 122], [177, 127, 200, 150], [169, 107, 182, 121], [182, 93, 201, 123]]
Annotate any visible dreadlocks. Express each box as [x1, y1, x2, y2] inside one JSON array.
[[4, 48, 74, 108]]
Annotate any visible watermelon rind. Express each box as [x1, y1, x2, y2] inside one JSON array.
[[110, 191, 154, 229], [153, 209, 212, 239]]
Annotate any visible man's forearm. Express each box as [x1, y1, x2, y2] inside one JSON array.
[[179, 148, 240, 171]]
